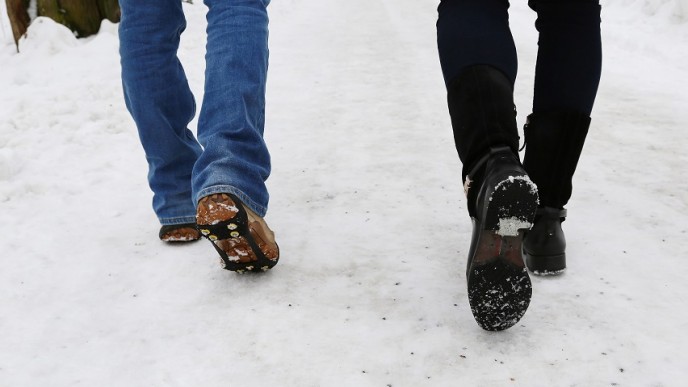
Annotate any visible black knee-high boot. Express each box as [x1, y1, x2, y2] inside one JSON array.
[[523, 0, 601, 275], [449, 65, 539, 331], [522, 111, 591, 274]]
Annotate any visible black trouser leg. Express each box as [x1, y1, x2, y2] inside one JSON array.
[[437, 0, 517, 88], [531, 0, 602, 115]]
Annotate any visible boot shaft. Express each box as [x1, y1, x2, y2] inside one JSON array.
[[447, 65, 520, 181], [523, 111, 591, 209]]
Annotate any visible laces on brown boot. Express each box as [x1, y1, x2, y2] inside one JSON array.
[[196, 193, 279, 272], [159, 223, 201, 243]]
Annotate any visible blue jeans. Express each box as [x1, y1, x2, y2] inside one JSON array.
[[119, 0, 272, 225]]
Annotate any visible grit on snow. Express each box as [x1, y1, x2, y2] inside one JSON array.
[[1, 0, 687, 386]]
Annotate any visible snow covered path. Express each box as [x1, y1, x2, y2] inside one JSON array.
[[1, 0, 687, 385]]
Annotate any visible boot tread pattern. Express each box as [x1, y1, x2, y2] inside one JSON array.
[[468, 173, 538, 331]]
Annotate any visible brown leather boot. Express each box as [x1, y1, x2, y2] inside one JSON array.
[[197, 193, 279, 273], [159, 223, 201, 243]]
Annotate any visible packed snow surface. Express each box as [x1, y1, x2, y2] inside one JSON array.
[[1, 0, 688, 386]]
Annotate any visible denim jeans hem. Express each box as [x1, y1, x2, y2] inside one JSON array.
[[159, 215, 197, 226], [196, 185, 268, 217]]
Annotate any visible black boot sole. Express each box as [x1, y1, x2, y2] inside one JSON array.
[[468, 174, 538, 331]]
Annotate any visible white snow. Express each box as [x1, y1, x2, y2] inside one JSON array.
[[497, 217, 533, 237], [1, 0, 688, 386]]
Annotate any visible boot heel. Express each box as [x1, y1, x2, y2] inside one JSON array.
[[483, 174, 539, 235], [523, 207, 567, 276], [524, 251, 566, 276]]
